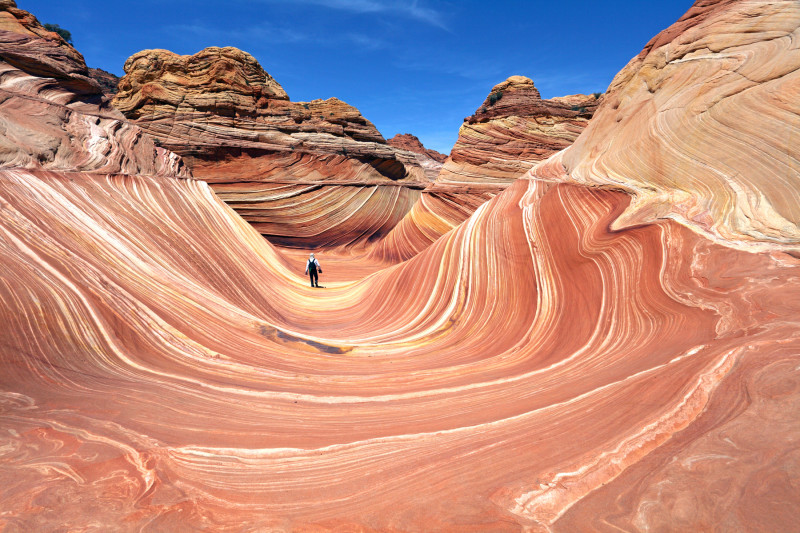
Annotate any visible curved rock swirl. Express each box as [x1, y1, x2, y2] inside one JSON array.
[[2, 0, 800, 531], [3, 168, 799, 530], [113, 47, 428, 250], [371, 77, 600, 261], [531, 0, 800, 252]]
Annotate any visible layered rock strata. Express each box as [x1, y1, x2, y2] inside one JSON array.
[[388, 132, 447, 181], [0, 1, 187, 177], [531, 0, 800, 253], [113, 47, 428, 249], [372, 76, 600, 261], [2, 1, 800, 532], [87, 67, 119, 97]]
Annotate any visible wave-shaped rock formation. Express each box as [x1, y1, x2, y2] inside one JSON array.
[[0, 1, 187, 177], [2, 1, 800, 531], [531, 0, 800, 253], [113, 47, 428, 249], [372, 76, 600, 261]]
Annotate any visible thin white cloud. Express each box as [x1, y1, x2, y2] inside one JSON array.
[[168, 22, 308, 44], [165, 22, 387, 50], [262, 0, 448, 30]]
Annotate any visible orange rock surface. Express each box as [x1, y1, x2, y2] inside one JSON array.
[[2, 1, 800, 531], [531, 0, 800, 252], [372, 76, 600, 261], [113, 47, 429, 249], [388, 133, 447, 181]]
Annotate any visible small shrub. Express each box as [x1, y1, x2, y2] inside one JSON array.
[[592, 92, 603, 99], [44, 23, 72, 44], [487, 90, 503, 106], [303, 103, 309, 110]]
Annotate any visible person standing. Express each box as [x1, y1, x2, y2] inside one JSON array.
[[305, 253, 322, 287]]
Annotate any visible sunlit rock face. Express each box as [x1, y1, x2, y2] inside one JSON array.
[[2, 1, 800, 531], [388, 133, 447, 181], [531, 0, 800, 252], [113, 47, 428, 249], [444, 75, 599, 186], [371, 76, 600, 261], [0, 1, 187, 177]]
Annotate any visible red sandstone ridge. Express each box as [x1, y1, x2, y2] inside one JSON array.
[[387, 133, 447, 181], [387, 133, 447, 163], [0, 0, 186, 176], [113, 47, 429, 249], [449, 75, 600, 184], [388, 134, 447, 163], [371, 76, 601, 261], [87, 67, 119, 97]]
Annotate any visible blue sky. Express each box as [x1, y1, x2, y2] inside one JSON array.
[[23, 0, 693, 153]]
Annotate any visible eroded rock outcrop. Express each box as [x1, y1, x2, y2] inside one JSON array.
[[387, 133, 447, 163], [0, 0, 187, 177], [530, 0, 800, 253], [388, 133, 447, 181], [114, 47, 428, 249], [2, 1, 800, 532], [371, 76, 600, 260], [88, 67, 119, 97], [447, 75, 600, 184]]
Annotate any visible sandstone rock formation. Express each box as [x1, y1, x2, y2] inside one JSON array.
[[0, 1, 187, 177], [531, 0, 800, 253], [449, 75, 599, 184], [2, 1, 800, 532], [387, 132, 447, 181], [88, 66, 119, 97], [371, 76, 600, 261], [113, 47, 428, 249], [387, 133, 447, 163]]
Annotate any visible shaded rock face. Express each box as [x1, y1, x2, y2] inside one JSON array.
[[114, 47, 428, 249], [88, 67, 119, 97], [371, 76, 601, 261], [531, 0, 800, 253], [0, 0, 187, 177]]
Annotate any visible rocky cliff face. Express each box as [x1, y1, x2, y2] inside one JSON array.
[[113, 47, 428, 249], [0, 0, 187, 177], [388, 133, 446, 181], [531, 0, 800, 253], [372, 76, 600, 260]]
